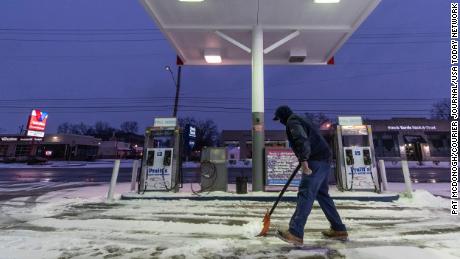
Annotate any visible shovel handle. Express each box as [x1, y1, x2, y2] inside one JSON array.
[[268, 164, 301, 216]]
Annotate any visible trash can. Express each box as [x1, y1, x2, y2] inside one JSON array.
[[236, 176, 248, 194]]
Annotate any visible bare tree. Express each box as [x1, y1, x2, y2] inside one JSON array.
[[57, 122, 91, 135], [304, 112, 332, 128], [71, 122, 90, 135], [430, 98, 450, 120], [178, 117, 219, 150], [120, 121, 139, 134], [58, 121, 116, 140], [57, 122, 72, 134], [92, 121, 116, 140]]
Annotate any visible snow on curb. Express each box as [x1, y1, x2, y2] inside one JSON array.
[[396, 189, 450, 209]]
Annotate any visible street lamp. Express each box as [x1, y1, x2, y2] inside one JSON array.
[[165, 65, 182, 117]]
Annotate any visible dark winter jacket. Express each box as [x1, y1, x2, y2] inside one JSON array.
[[273, 105, 331, 162], [286, 114, 331, 162]]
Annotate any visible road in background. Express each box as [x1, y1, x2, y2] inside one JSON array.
[[0, 167, 450, 183], [0, 167, 449, 201]]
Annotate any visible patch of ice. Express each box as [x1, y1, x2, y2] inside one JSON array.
[[286, 248, 330, 258], [159, 239, 236, 258]]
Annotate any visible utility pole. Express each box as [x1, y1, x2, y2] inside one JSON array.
[[173, 66, 182, 117], [166, 65, 182, 118]]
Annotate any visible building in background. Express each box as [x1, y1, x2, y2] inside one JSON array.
[[40, 134, 100, 161], [365, 118, 450, 162], [0, 135, 43, 162], [222, 118, 450, 162], [0, 134, 101, 162], [98, 141, 132, 159]]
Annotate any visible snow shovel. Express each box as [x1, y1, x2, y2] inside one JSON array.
[[257, 164, 301, 237]]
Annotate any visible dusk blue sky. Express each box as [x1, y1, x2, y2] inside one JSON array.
[[0, 0, 449, 134]]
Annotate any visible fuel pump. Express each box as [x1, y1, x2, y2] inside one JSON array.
[[335, 117, 380, 192], [139, 118, 182, 193]]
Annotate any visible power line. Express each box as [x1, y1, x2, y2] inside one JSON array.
[[0, 102, 436, 113], [0, 28, 160, 31], [197, 66, 448, 94], [0, 38, 166, 42], [0, 96, 444, 102], [0, 109, 432, 117], [0, 38, 445, 45], [0, 32, 163, 36], [0, 105, 434, 113]]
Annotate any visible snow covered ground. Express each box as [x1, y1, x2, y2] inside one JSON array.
[[0, 183, 458, 259]]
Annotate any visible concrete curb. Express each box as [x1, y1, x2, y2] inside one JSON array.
[[121, 193, 399, 202]]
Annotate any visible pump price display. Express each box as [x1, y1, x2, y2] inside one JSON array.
[[265, 148, 301, 186]]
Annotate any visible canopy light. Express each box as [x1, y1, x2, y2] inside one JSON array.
[[314, 0, 340, 3], [204, 49, 222, 64]]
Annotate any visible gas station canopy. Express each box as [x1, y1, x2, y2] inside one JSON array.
[[140, 0, 381, 192], [141, 0, 380, 65]]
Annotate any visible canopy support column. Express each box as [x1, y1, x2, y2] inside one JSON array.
[[251, 25, 264, 192]]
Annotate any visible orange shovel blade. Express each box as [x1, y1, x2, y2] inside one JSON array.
[[257, 209, 271, 237]]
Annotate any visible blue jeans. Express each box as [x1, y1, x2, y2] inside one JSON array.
[[289, 160, 346, 239]]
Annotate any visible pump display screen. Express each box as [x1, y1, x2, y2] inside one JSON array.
[[341, 125, 370, 147], [342, 135, 369, 147], [342, 125, 368, 136]]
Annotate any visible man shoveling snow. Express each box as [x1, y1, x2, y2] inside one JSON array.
[[273, 106, 348, 245]]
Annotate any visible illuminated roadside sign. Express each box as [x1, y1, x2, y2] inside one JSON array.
[[154, 117, 177, 128], [338, 116, 363, 126], [189, 126, 196, 138], [387, 125, 437, 131], [26, 110, 48, 137], [0, 137, 43, 142], [26, 130, 45, 137], [1, 137, 17, 142], [184, 124, 197, 151]]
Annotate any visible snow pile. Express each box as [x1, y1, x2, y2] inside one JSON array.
[[396, 189, 450, 209], [242, 219, 264, 237]]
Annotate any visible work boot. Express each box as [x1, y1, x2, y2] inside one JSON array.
[[276, 229, 303, 246], [321, 228, 349, 241]]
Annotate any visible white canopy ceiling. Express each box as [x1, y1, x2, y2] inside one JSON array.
[[141, 0, 380, 65]]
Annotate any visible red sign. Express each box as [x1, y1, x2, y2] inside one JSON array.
[[27, 110, 48, 132]]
